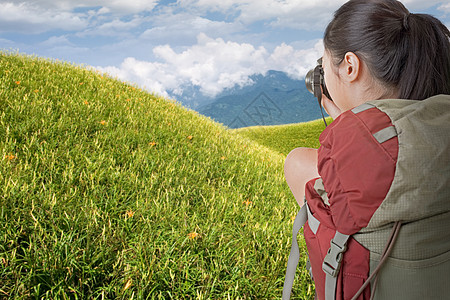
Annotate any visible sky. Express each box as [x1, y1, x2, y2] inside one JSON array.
[[1, 0, 449, 100]]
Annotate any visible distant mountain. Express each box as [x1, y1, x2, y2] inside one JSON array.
[[174, 70, 326, 129], [167, 83, 216, 110]]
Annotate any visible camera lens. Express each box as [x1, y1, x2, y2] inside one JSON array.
[[305, 68, 315, 95], [305, 64, 332, 101]]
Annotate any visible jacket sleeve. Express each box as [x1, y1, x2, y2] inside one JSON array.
[[317, 106, 399, 235]]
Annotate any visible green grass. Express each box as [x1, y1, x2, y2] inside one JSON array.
[[0, 52, 322, 299], [232, 119, 331, 156]]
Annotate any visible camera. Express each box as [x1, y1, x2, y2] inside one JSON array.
[[305, 57, 332, 101]]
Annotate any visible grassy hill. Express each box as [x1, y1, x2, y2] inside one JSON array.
[[0, 52, 321, 299], [232, 119, 331, 156]]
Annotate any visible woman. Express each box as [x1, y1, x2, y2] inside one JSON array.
[[283, 0, 450, 299], [285, 0, 450, 206]]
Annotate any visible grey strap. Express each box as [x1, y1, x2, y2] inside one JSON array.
[[373, 126, 398, 143], [323, 232, 350, 300], [283, 203, 322, 299], [314, 178, 330, 206], [282, 206, 349, 300], [306, 203, 320, 234], [351, 103, 399, 144], [282, 202, 320, 300], [351, 103, 375, 114], [282, 205, 308, 300]]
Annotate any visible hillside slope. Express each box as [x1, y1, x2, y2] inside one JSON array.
[[0, 53, 314, 299], [233, 119, 330, 156]]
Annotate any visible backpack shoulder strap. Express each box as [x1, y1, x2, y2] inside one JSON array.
[[282, 203, 321, 299], [282, 205, 308, 300]]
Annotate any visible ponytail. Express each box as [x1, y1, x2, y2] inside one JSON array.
[[324, 0, 450, 100], [399, 13, 450, 99]]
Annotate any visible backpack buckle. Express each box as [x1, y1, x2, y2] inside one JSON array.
[[322, 232, 349, 277]]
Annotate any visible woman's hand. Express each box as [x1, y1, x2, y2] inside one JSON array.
[[322, 95, 342, 120]]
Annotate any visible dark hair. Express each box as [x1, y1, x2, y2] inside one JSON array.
[[324, 0, 450, 100]]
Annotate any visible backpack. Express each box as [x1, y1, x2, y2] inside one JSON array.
[[283, 94, 450, 300]]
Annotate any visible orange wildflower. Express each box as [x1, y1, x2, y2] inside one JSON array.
[[149, 141, 157, 147], [290, 215, 296, 223], [125, 210, 135, 218], [243, 199, 253, 207], [220, 156, 226, 160], [188, 232, 199, 240], [100, 120, 107, 125], [5, 153, 15, 160], [15, 81, 20, 85], [187, 135, 193, 140]]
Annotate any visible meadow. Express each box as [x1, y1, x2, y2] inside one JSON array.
[[0, 52, 323, 299], [232, 119, 330, 157]]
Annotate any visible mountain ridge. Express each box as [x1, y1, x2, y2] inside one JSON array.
[[181, 70, 325, 128]]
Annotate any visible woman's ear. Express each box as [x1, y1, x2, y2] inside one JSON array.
[[339, 52, 360, 83]]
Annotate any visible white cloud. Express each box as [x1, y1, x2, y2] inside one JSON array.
[[98, 34, 323, 99], [99, 58, 174, 97], [40, 35, 73, 47], [140, 13, 242, 45], [0, 0, 158, 34], [95, 0, 158, 14], [266, 41, 324, 78], [0, 2, 87, 33], [438, 3, 450, 13], [177, 0, 241, 13], [177, 0, 450, 30], [237, 0, 343, 28], [1, 0, 159, 14], [178, 0, 346, 30], [79, 15, 151, 37], [2, 0, 447, 38]]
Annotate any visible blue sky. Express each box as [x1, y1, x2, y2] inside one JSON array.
[[1, 0, 449, 99]]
